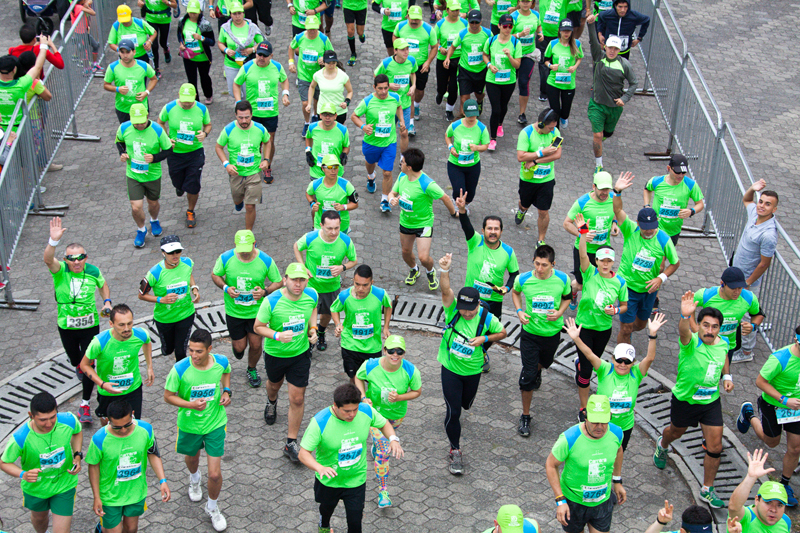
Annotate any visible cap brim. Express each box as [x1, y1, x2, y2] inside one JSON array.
[[234, 243, 254, 253], [638, 222, 659, 230], [587, 413, 611, 423], [762, 498, 788, 505], [161, 243, 184, 253], [286, 272, 309, 279], [456, 301, 479, 311], [726, 281, 747, 288], [671, 165, 689, 173], [118, 15, 132, 22]]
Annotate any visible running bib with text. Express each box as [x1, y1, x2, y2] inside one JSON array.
[[109, 372, 134, 391], [190, 383, 216, 400], [66, 314, 95, 328], [338, 443, 362, 467]]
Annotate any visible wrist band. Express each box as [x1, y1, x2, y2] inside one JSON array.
[[159, 478, 167, 485], [104, 299, 112, 304], [484, 335, 489, 344], [537, 150, 543, 158], [157, 296, 161, 303], [722, 374, 732, 382], [680, 314, 690, 320], [48, 237, 60, 247], [448, 144, 454, 150], [191, 285, 199, 291], [305, 146, 311, 152], [690, 207, 696, 216], [309, 201, 316, 208], [309, 326, 318, 331], [360, 124, 364, 130], [658, 273, 668, 283], [781, 395, 789, 406], [223, 285, 229, 293], [342, 205, 348, 211], [223, 160, 230, 168], [614, 305, 620, 315], [116, 86, 120, 93], [516, 308, 523, 313], [20, 470, 25, 479], [145, 90, 150, 95], [273, 331, 279, 340], [657, 518, 669, 525], [439, 268, 449, 273], [648, 334, 657, 339], [289, 59, 295, 63]]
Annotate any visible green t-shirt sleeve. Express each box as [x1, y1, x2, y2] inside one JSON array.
[[253, 33, 264, 44], [144, 20, 156, 35], [296, 234, 309, 252], [479, 126, 490, 144], [561, 276, 572, 297], [690, 182, 704, 201], [381, 291, 392, 308], [748, 294, 760, 316], [346, 239, 357, 262], [212, 256, 225, 277], [1, 438, 22, 464], [544, 40, 554, 59], [633, 363, 646, 381], [115, 126, 123, 143], [104, 67, 114, 83], [217, 128, 229, 146], [355, 361, 368, 380], [664, 239, 679, 265], [620, 217, 636, 239], [760, 356, 780, 382], [516, 129, 530, 151], [370, 406, 389, 428], [330, 295, 344, 313], [481, 38, 490, 54], [391, 179, 400, 194], [693, 289, 703, 306], [566, 199, 580, 219], [222, 359, 232, 373], [256, 298, 272, 324], [645, 177, 655, 191], [261, 128, 271, 144], [279, 67, 288, 83], [374, 63, 385, 76], [426, 180, 445, 200], [85, 440, 101, 465], [595, 359, 611, 378], [164, 366, 180, 393], [617, 281, 629, 302], [159, 129, 172, 150], [145, 64, 156, 78], [158, 104, 169, 122], [513, 39, 522, 57], [551, 432, 568, 462], [290, 35, 299, 50], [410, 367, 422, 390], [299, 418, 322, 451], [445, 123, 454, 138], [324, 38, 333, 52], [354, 99, 367, 117], [487, 314, 504, 334], [306, 181, 315, 195], [266, 260, 282, 283], [85, 337, 100, 360], [513, 276, 522, 292], [233, 65, 247, 85]]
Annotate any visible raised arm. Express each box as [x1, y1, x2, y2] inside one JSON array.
[[639, 313, 666, 375], [438, 253, 455, 307], [613, 171, 634, 224], [565, 317, 603, 369], [678, 291, 696, 346]]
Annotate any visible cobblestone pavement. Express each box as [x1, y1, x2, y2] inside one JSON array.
[[0, 0, 797, 527], [0, 330, 696, 532]]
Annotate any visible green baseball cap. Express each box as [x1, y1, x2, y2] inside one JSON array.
[[178, 83, 197, 102], [393, 38, 409, 49], [408, 5, 423, 19], [319, 102, 338, 115], [234, 229, 255, 253], [463, 98, 480, 117], [129, 103, 148, 124], [758, 481, 788, 505], [384, 335, 406, 350], [586, 394, 611, 423], [305, 14, 321, 28], [593, 171, 613, 190], [446, 0, 461, 10], [496, 505, 525, 533], [187, 0, 202, 13], [285, 262, 311, 279], [320, 153, 340, 167], [228, 0, 244, 12]]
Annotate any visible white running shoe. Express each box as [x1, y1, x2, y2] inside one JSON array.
[[205, 505, 228, 531], [189, 479, 202, 502]]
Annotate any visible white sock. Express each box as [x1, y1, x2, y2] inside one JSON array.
[[368, 172, 375, 180], [595, 156, 603, 166], [381, 194, 389, 202], [138, 225, 146, 232], [427, 267, 435, 274], [80, 400, 89, 406], [207, 497, 217, 511], [150, 217, 158, 222], [410, 118, 415, 126], [409, 264, 418, 271], [445, 103, 454, 112], [304, 121, 309, 125], [701, 485, 710, 492], [414, 102, 420, 109], [190, 471, 201, 484]]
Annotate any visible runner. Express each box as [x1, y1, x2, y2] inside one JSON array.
[[736, 328, 800, 507], [727, 449, 793, 530], [545, 394, 625, 533], [343, 0, 368, 65], [164, 329, 232, 531], [332, 264, 393, 382], [393, 6, 438, 120], [288, 15, 334, 134], [437, 253, 507, 474], [732, 179, 779, 362], [446, 104, 490, 208], [215, 100, 271, 230], [514, 108, 562, 246], [80, 304, 154, 424], [253, 263, 319, 462], [482, 504, 540, 533], [612, 171, 679, 344], [305, 103, 351, 182], [139, 0, 176, 78], [108, 5, 157, 63], [103, 40, 158, 124], [177, 0, 216, 104], [375, 38, 417, 142], [351, 74, 404, 208], [511, 0, 541, 124], [217, 1, 264, 99], [643, 500, 717, 533], [114, 103, 171, 247], [643, 154, 704, 246], [44, 217, 112, 424], [138, 235, 200, 362], [288, 0, 328, 38], [294, 210, 359, 351], [211, 229, 283, 388], [595, 0, 649, 59], [434, 3, 468, 121], [693, 267, 762, 365], [485, 0, 516, 34], [85, 400, 170, 533], [483, 15, 521, 147], [433, 0, 478, 19], [570, 215, 629, 418], [536, 0, 567, 102], [208, 0, 255, 32], [0, 393, 82, 533], [306, 153, 358, 233], [373, 0, 410, 57], [308, 51, 353, 125], [566, 314, 664, 470], [234, 41, 290, 184], [511, 244, 571, 436], [354, 335, 420, 507], [298, 383, 404, 533], [543, 19, 583, 129], [389, 148, 456, 288], [243, 0, 274, 36], [585, 16, 637, 173], [653, 291, 732, 508], [157, 83, 212, 228], [446, 10, 491, 114]]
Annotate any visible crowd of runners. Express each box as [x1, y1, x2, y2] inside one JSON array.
[[0, 0, 792, 531]]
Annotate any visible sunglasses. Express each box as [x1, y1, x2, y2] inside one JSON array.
[[672, 170, 687, 175], [469, 21, 481, 24], [613, 358, 633, 364], [109, 420, 135, 430], [164, 250, 183, 255], [386, 348, 405, 355], [65, 254, 87, 261], [322, 164, 340, 169], [500, 24, 513, 28]]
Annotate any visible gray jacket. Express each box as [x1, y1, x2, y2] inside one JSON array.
[[588, 21, 638, 107]]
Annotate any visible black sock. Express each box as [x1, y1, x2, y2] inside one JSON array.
[[348, 37, 356, 55], [781, 475, 791, 486], [247, 366, 255, 371], [287, 438, 297, 444]]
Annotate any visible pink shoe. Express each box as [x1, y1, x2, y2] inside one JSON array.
[[497, 125, 504, 138], [488, 139, 497, 151], [204, 96, 213, 105]]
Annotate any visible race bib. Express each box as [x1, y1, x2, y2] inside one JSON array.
[[631, 251, 655, 272], [449, 338, 475, 359], [658, 203, 680, 218], [473, 280, 493, 296], [177, 129, 196, 144], [116, 462, 142, 481], [447, 33, 458, 48], [495, 69, 511, 82], [458, 150, 475, 164], [543, 9, 559, 24], [186, 39, 202, 52], [375, 123, 392, 138], [66, 314, 95, 329], [407, 38, 420, 51], [398, 195, 413, 212], [529, 295, 554, 314], [532, 164, 552, 178], [598, 0, 612, 9], [316, 266, 334, 279], [237, 152, 255, 166], [121, 34, 139, 47], [352, 324, 374, 340], [131, 158, 149, 174], [610, 34, 629, 49], [257, 97, 275, 111], [582, 483, 608, 503], [109, 372, 134, 391], [609, 391, 632, 414], [467, 52, 483, 65], [301, 51, 318, 63], [39, 447, 66, 470], [554, 71, 572, 84], [719, 318, 738, 335], [298, 12, 307, 24], [282, 317, 306, 336], [234, 290, 256, 305], [166, 281, 188, 299], [776, 407, 800, 425], [338, 443, 362, 467], [389, 3, 402, 20], [520, 33, 534, 45], [692, 385, 717, 401], [591, 230, 608, 245], [190, 383, 216, 400], [497, 0, 511, 11], [394, 75, 410, 87]]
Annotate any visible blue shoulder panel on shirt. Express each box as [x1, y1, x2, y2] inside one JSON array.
[[363, 94, 374, 107], [781, 514, 791, 530], [564, 425, 582, 450], [224, 121, 237, 135], [656, 230, 670, 248], [577, 193, 591, 210], [314, 408, 333, 434], [696, 336, 704, 348], [740, 289, 754, 306], [684, 177, 696, 190], [133, 18, 145, 28], [175, 357, 192, 379], [615, 274, 626, 287], [135, 60, 149, 72], [252, 121, 267, 134], [775, 348, 793, 371], [243, 60, 254, 73], [609, 423, 623, 442], [381, 57, 393, 69], [311, 177, 324, 191], [136, 420, 154, 438], [196, 102, 208, 115], [518, 271, 533, 286], [180, 256, 192, 267], [120, 121, 132, 134], [371, 285, 386, 303], [91, 427, 108, 451], [335, 123, 348, 136], [13, 423, 31, 450], [481, 27, 491, 37], [97, 329, 113, 351], [133, 327, 149, 343], [702, 286, 719, 306], [220, 249, 235, 267], [338, 232, 352, 247], [418, 173, 433, 193], [306, 230, 320, 246], [337, 177, 349, 192], [150, 122, 164, 137], [57, 412, 78, 430], [452, 119, 463, 130], [112, 21, 120, 31], [500, 242, 513, 258], [148, 262, 163, 281], [266, 289, 283, 310], [553, 269, 569, 286], [458, 28, 468, 38], [165, 100, 177, 114], [477, 121, 487, 133], [389, 92, 400, 103], [303, 287, 319, 304], [308, 122, 319, 135], [365, 358, 380, 374], [273, 60, 284, 72], [401, 359, 416, 381], [213, 354, 229, 368], [358, 403, 373, 417], [423, 22, 432, 35], [258, 250, 273, 269], [338, 288, 351, 304]]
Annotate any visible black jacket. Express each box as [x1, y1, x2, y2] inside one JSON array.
[[596, 1, 650, 53], [176, 14, 216, 62]]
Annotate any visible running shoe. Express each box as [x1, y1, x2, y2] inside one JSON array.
[[150, 220, 163, 236], [488, 139, 497, 151], [517, 113, 527, 125], [316, 330, 327, 351], [435, 92, 443, 105], [266, 25, 272, 36], [448, 448, 464, 475], [378, 490, 392, 508], [205, 505, 227, 531], [786, 485, 798, 507], [405, 268, 420, 285], [302, 123, 309, 136], [91, 61, 102, 73], [577, 408, 586, 423], [284, 441, 301, 463], [536, 240, 546, 247], [517, 415, 531, 437], [234, 202, 244, 213], [263, 167, 273, 184], [134, 228, 147, 248], [380, 199, 391, 213], [430, 10, 436, 22], [482, 354, 490, 373], [205, 96, 213, 105], [359, 33, 366, 43], [348, 55, 357, 66], [445, 110, 455, 121], [737, 402, 754, 434], [653, 436, 668, 469], [538, 94, 547, 102], [264, 399, 277, 425], [164, 49, 171, 63], [247, 367, 262, 388], [367, 179, 376, 193], [560, 118, 568, 129], [732, 350, 753, 363], [318, 528, 332, 533], [78, 404, 92, 423], [699, 486, 724, 508], [594, 165, 604, 175], [155, 68, 162, 80], [427, 269, 439, 290], [408, 123, 416, 136], [514, 209, 526, 225], [186, 210, 196, 229], [569, 290, 578, 310], [189, 479, 202, 502], [497, 125, 504, 137], [414, 106, 420, 119], [176, 187, 185, 197]]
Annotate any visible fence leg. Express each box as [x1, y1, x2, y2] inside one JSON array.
[[644, 53, 687, 159], [25, 112, 70, 217], [61, 45, 101, 143], [0, 236, 39, 311], [634, 0, 659, 96]]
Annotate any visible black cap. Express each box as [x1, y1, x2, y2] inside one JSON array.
[[637, 207, 659, 230], [467, 9, 482, 22], [456, 287, 481, 310], [559, 18, 574, 31], [256, 41, 273, 56], [0, 55, 18, 74], [721, 267, 747, 288], [323, 49, 338, 63], [669, 153, 689, 173], [498, 13, 514, 25]]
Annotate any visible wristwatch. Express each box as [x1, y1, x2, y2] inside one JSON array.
[[73, 451, 84, 459], [222, 387, 233, 398]]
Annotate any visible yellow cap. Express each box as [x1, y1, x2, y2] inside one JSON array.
[[117, 4, 132, 22]]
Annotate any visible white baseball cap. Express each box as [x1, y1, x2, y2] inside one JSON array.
[[606, 36, 623, 49]]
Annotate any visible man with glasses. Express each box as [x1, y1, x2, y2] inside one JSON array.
[[305, 103, 351, 182], [306, 154, 359, 234], [45, 217, 112, 424], [80, 304, 154, 426], [86, 400, 170, 533]]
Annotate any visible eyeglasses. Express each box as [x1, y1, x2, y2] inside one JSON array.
[[499, 24, 513, 28], [613, 358, 633, 365], [65, 254, 87, 261], [386, 348, 405, 355], [109, 420, 134, 430], [164, 250, 183, 255]]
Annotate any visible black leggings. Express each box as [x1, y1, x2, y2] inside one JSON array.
[[245, 0, 273, 27], [485, 82, 515, 138], [447, 160, 481, 204], [576, 326, 612, 388], [536, 35, 555, 98], [58, 325, 99, 401], [436, 58, 459, 107], [517, 56, 535, 97], [149, 22, 170, 69], [441, 366, 481, 449], [545, 83, 576, 120], [183, 58, 213, 99], [315, 478, 365, 533], [155, 313, 195, 361]]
